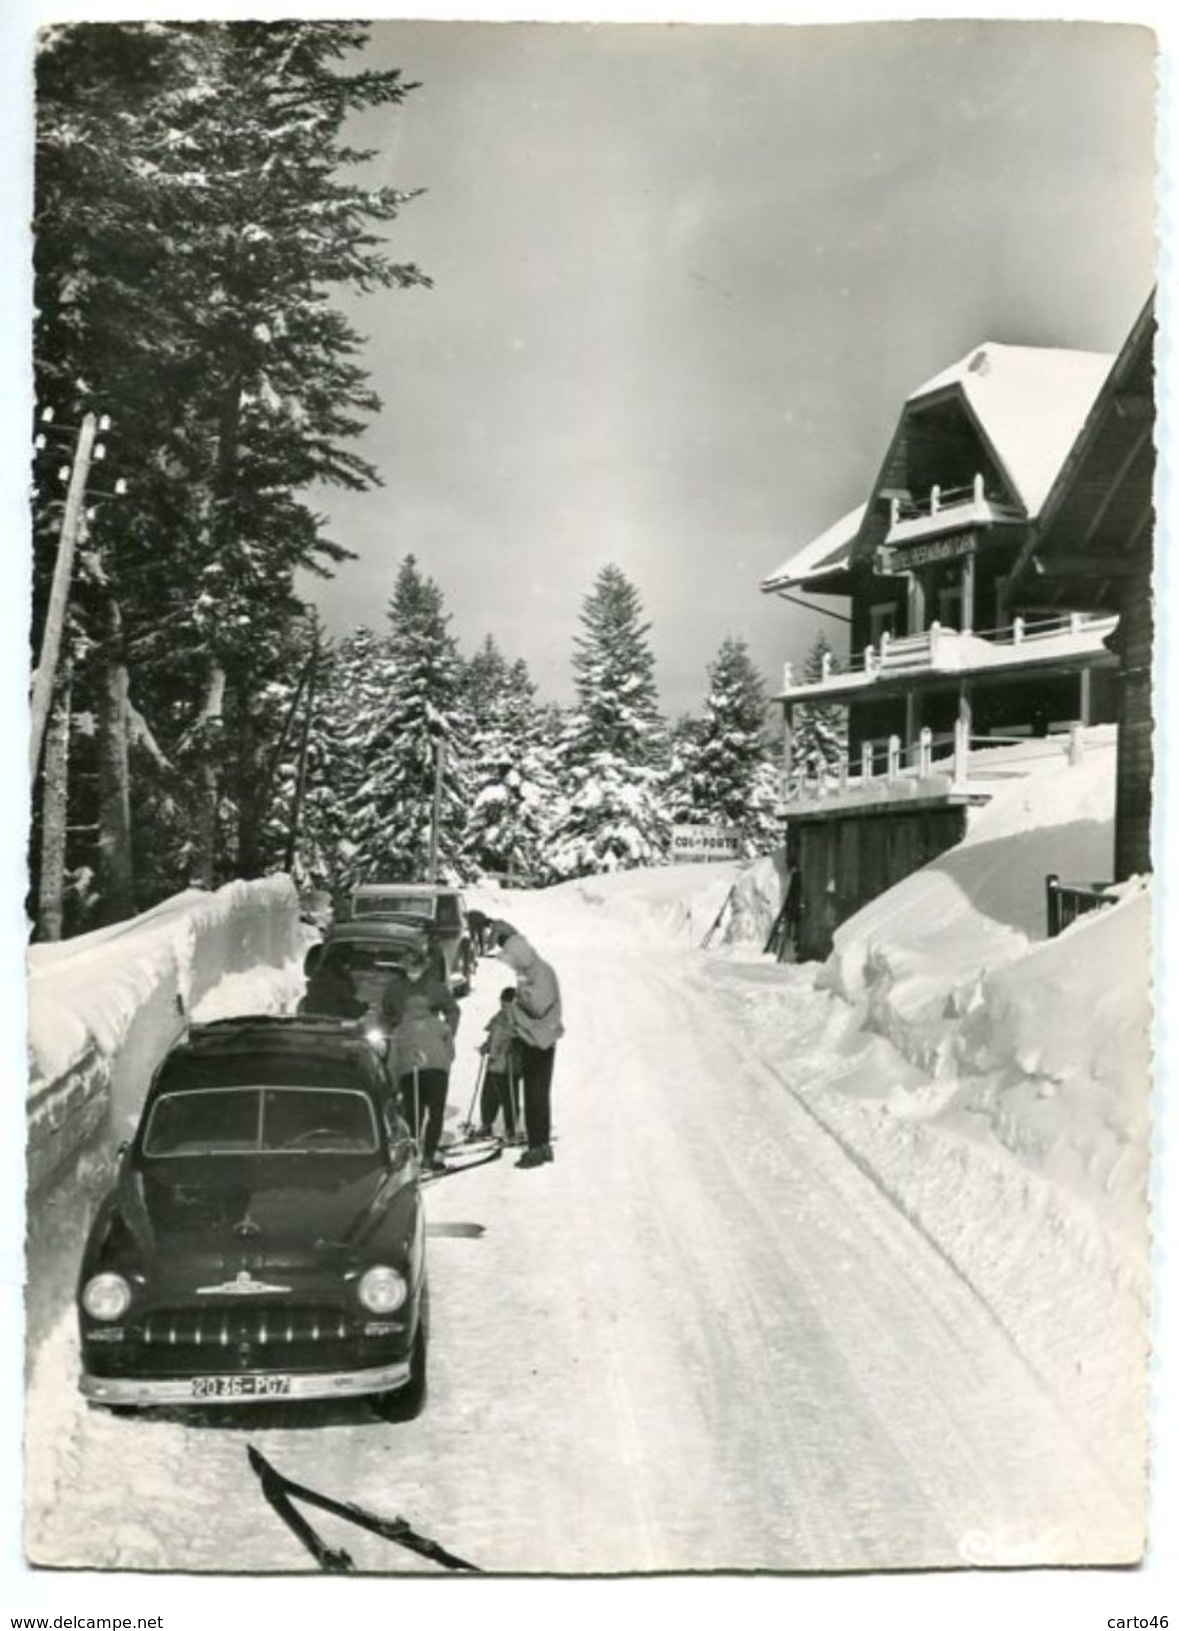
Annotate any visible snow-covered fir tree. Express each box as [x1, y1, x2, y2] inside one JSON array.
[[249, 623, 387, 903], [342, 557, 471, 884], [789, 631, 847, 792], [669, 637, 782, 855], [547, 565, 670, 877], [461, 638, 556, 884]]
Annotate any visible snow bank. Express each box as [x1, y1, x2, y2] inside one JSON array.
[[712, 851, 789, 951], [25, 878, 304, 1352], [28, 877, 301, 1095], [821, 728, 1117, 1069], [805, 725, 1147, 1247], [943, 881, 1151, 1250], [518, 860, 753, 949]]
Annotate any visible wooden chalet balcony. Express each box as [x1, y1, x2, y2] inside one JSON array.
[[776, 610, 1119, 702], [882, 473, 1024, 548]]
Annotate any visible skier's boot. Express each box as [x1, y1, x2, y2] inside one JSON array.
[[515, 1145, 549, 1170]]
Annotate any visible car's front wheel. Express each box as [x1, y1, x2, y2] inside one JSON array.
[[372, 1312, 428, 1424]]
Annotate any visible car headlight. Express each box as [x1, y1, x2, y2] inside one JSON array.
[[82, 1272, 132, 1322], [363, 1026, 389, 1059], [358, 1265, 408, 1314]]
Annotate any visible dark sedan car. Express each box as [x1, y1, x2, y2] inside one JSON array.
[[349, 884, 474, 994], [77, 1015, 428, 1418], [301, 918, 438, 1019]]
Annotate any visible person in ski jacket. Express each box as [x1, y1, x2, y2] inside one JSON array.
[[477, 988, 521, 1139], [497, 930, 563, 1169], [379, 948, 460, 1036], [382, 949, 460, 1170]]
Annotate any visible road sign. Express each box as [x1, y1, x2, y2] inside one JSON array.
[[671, 824, 743, 863]]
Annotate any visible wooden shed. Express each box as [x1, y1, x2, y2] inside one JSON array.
[[785, 796, 969, 962]]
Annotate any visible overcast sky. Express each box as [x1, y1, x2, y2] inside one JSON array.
[[300, 17, 1158, 714]]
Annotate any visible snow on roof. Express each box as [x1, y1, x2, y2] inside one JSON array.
[[907, 343, 1115, 517], [760, 502, 866, 594]]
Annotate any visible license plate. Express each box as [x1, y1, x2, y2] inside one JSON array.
[[190, 1374, 292, 1399]]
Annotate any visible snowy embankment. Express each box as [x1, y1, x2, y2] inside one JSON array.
[[810, 728, 1147, 1247], [504, 853, 785, 951], [25, 877, 306, 1351]]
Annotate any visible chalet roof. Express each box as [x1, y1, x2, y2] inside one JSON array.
[[1006, 292, 1155, 609], [906, 342, 1115, 517], [761, 340, 1115, 601], [760, 502, 866, 595]]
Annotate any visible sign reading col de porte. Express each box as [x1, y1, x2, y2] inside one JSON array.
[[671, 824, 743, 863]]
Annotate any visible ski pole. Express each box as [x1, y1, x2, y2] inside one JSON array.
[[464, 1053, 487, 1136], [514, 1054, 526, 1147]]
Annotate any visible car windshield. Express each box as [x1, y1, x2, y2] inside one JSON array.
[[353, 892, 437, 920], [143, 1086, 379, 1158]]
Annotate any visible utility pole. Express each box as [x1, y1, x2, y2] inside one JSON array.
[[427, 737, 447, 883], [29, 411, 100, 783], [284, 634, 320, 876]]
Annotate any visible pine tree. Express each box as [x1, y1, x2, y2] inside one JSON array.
[[284, 626, 392, 906], [547, 565, 670, 877], [343, 557, 471, 884], [462, 641, 556, 884], [789, 631, 847, 792], [670, 637, 782, 854]]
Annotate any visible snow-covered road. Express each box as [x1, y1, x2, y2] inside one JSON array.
[[25, 893, 1142, 1573]]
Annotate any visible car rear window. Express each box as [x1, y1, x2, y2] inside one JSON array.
[[353, 892, 437, 919], [143, 1086, 379, 1158]]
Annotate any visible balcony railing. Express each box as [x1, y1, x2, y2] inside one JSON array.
[[779, 610, 1118, 697], [885, 473, 1024, 543], [779, 722, 1111, 816]]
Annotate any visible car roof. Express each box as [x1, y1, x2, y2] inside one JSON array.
[[152, 1017, 384, 1095], [176, 1014, 371, 1058]]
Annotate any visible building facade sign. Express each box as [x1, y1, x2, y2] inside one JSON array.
[[880, 532, 977, 574], [671, 824, 743, 863]]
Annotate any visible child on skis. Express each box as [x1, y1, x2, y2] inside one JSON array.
[[476, 988, 522, 1142]]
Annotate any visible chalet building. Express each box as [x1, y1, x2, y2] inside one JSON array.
[[1005, 293, 1155, 882], [760, 325, 1151, 960]]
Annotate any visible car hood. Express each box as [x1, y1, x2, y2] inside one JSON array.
[[120, 1159, 404, 1283]]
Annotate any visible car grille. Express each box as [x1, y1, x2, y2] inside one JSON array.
[[139, 1304, 354, 1349]]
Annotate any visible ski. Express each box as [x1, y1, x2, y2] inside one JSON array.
[[248, 1445, 355, 1573], [421, 1142, 504, 1182], [247, 1445, 480, 1573]]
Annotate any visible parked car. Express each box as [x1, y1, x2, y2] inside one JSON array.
[[349, 884, 475, 995], [76, 1015, 428, 1419], [302, 918, 437, 1018]]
